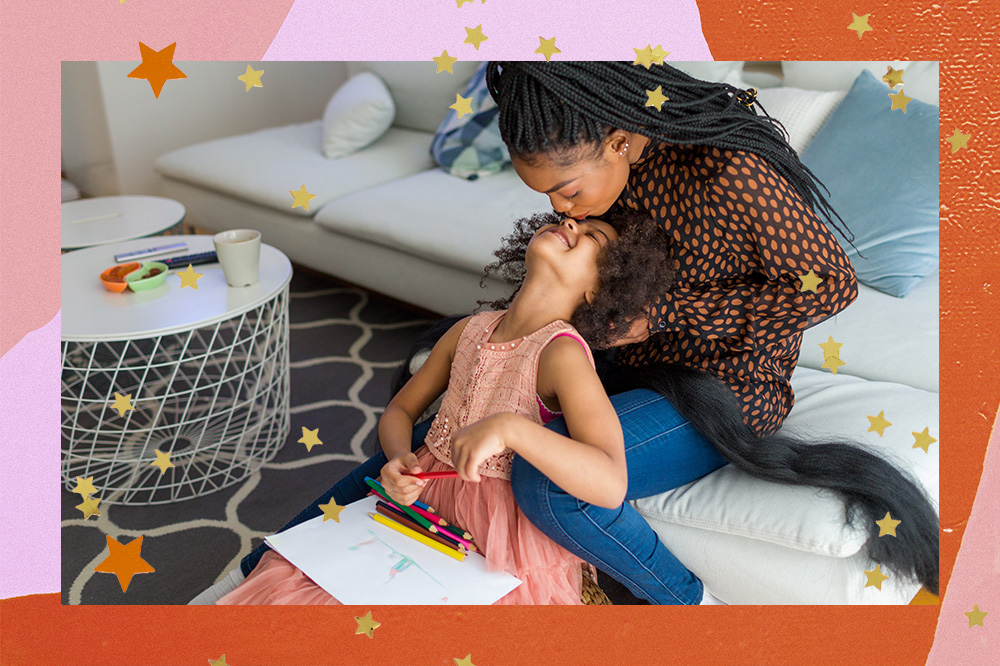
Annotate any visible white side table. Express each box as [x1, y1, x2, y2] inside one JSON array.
[[61, 195, 186, 252], [60, 235, 293, 505]]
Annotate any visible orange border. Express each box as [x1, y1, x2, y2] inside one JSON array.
[[4, 1, 998, 664]]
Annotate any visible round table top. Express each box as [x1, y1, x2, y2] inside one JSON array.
[[61, 235, 293, 341], [61, 195, 187, 250]]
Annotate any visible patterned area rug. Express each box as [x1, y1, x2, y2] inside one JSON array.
[[60, 268, 645, 605]]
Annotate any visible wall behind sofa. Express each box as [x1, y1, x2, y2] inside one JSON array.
[[61, 61, 350, 197]]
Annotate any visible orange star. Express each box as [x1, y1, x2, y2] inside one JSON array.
[[127, 42, 187, 98], [93, 535, 155, 592]]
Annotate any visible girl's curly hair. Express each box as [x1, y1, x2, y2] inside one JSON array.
[[478, 209, 676, 349]]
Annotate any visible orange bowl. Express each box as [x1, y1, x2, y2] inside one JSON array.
[[100, 262, 141, 293]]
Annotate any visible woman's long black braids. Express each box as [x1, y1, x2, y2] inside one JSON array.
[[485, 60, 857, 247], [391, 208, 939, 596]]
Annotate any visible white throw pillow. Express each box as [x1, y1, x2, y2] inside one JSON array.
[[322, 72, 396, 159], [781, 61, 939, 106], [755, 87, 848, 154]]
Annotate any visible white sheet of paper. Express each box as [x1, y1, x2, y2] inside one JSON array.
[[264, 495, 522, 605]]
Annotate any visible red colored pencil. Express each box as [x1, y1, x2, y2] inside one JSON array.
[[404, 470, 460, 480]]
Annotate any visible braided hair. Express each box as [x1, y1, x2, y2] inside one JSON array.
[[485, 61, 857, 246]]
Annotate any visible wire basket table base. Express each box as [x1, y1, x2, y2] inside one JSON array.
[[61, 288, 290, 505]]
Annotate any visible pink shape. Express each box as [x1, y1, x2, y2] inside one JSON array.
[[0, 311, 61, 599], [926, 405, 1000, 663], [263, 0, 713, 60]]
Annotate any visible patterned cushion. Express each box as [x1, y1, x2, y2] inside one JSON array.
[[430, 61, 510, 180]]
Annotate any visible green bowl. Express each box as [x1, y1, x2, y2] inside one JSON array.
[[126, 261, 169, 292]]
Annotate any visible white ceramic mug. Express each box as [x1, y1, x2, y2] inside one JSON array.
[[213, 229, 262, 287]]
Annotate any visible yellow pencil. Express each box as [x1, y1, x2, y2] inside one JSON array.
[[368, 512, 466, 562]]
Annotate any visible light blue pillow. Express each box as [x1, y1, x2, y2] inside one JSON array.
[[800, 68, 938, 297]]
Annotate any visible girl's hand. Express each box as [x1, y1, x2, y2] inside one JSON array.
[[379, 453, 426, 506], [608, 317, 651, 346], [450, 414, 513, 483]]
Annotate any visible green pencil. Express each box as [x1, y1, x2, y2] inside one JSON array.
[[364, 476, 436, 532]]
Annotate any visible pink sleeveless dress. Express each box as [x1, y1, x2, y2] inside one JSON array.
[[217, 310, 599, 605]]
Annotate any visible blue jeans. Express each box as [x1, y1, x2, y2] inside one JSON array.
[[240, 389, 728, 604]]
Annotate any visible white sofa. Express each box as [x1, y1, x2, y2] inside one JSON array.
[[155, 61, 939, 604]]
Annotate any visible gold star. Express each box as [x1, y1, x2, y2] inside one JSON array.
[[76, 496, 102, 520], [889, 88, 913, 112], [319, 499, 347, 523], [819, 335, 843, 359], [821, 355, 846, 375], [72, 476, 99, 498], [127, 42, 187, 98], [867, 411, 893, 437], [208, 656, 229, 666], [455, 656, 476, 666], [912, 427, 937, 453], [864, 564, 889, 590], [111, 392, 134, 417], [433, 50, 458, 74], [650, 44, 670, 65], [464, 25, 488, 50], [645, 85, 669, 111], [150, 449, 175, 475], [946, 129, 970, 153], [298, 426, 323, 452], [457, 0, 473, 5], [848, 13, 873, 39], [882, 66, 904, 89], [177, 264, 204, 290], [536, 36, 561, 62], [632, 44, 656, 69], [450, 93, 474, 118], [965, 604, 988, 627], [238, 65, 264, 92], [93, 535, 156, 592], [355, 611, 381, 638], [798, 269, 823, 293], [290, 184, 317, 211], [876, 512, 901, 537]]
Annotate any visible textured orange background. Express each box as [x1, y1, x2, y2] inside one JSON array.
[[3, 0, 997, 664]]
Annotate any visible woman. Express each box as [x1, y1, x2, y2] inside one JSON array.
[[195, 61, 938, 605]]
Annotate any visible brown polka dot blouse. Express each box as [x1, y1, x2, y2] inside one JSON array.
[[612, 141, 859, 437]]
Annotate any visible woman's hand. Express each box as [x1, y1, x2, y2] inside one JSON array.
[[607, 317, 652, 346], [379, 453, 426, 506], [450, 413, 514, 483]]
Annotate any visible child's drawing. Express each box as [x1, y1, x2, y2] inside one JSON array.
[[348, 530, 444, 588]]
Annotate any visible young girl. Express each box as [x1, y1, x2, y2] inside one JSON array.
[[216, 209, 677, 605]]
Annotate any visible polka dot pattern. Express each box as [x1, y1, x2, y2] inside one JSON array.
[[612, 142, 859, 436]]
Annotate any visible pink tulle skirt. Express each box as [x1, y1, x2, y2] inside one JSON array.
[[216, 444, 591, 605]]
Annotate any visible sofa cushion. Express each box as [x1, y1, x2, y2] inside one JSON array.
[[154, 121, 435, 216], [755, 87, 847, 154], [632, 368, 938, 558], [431, 61, 510, 180], [798, 270, 938, 392], [322, 71, 395, 159], [346, 61, 481, 133], [782, 61, 939, 105], [314, 168, 551, 275], [801, 69, 939, 298]]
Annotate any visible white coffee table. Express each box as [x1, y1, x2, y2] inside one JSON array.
[[61, 195, 186, 252], [60, 235, 293, 505]]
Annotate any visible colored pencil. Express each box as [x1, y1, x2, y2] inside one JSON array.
[[404, 470, 460, 479], [363, 481, 437, 532], [367, 489, 479, 553], [406, 502, 476, 543], [412, 498, 436, 514], [369, 512, 466, 562], [375, 502, 464, 552]]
